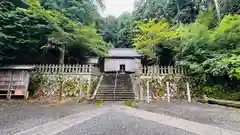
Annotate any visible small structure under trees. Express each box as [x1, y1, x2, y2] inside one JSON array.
[[103, 48, 142, 73], [0, 65, 36, 99]]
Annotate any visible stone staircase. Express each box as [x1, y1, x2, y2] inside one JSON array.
[[95, 73, 134, 101]]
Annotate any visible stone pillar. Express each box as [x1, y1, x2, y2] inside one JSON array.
[[135, 65, 142, 101]]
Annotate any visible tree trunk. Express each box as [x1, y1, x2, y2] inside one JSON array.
[[59, 44, 66, 101], [213, 0, 221, 21], [59, 44, 66, 64]]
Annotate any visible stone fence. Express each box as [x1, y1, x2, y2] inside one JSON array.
[[141, 65, 187, 76]]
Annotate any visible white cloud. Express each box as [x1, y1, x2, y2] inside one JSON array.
[[102, 0, 135, 17]]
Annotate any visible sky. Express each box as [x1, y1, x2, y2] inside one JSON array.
[[102, 0, 135, 17]]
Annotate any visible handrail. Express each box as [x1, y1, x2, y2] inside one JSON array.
[[89, 74, 104, 100], [113, 71, 118, 101]]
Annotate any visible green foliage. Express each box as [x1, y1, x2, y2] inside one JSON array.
[[133, 19, 176, 56], [124, 100, 138, 108], [203, 86, 240, 101], [0, 0, 52, 63], [203, 86, 221, 97], [132, 2, 240, 99], [63, 79, 79, 97], [40, 0, 101, 25], [95, 100, 103, 107], [98, 13, 134, 48], [133, 0, 240, 24], [0, 0, 107, 64], [133, 0, 198, 24], [157, 87, 165, 97], [28, 72, 45, 96]]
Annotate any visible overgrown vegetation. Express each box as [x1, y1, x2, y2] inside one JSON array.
[[131, 1, 240, 100], [28, 72, 45, 96]]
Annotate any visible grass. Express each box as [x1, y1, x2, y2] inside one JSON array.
[[124, 100, 138, 108], [95, 100, 103, 107]]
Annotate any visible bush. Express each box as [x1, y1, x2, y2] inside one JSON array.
[[28, 72, 45, 97], [203, 85, 240, 101]]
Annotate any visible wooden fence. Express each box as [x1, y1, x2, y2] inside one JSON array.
[[32, 64, 186, 75], [142, 65, 187, 75], [34, 64, 99, 74]]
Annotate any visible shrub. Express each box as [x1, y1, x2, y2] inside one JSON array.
[[28, 72, 45, 97]]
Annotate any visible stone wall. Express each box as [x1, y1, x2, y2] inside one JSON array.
[[131, 74, 190, 102], [32, 73, 100, 98]]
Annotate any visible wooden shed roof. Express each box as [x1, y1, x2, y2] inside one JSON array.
[[107, 48, 142, 58], [0, 65, 37, 70]]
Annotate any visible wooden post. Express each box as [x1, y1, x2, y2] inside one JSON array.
[[166, 81, 170, 103], [160, 66, 163, 75], [187, 82, 191, 103], [147, 79, 150, 103], [24, 71, 30, 100], [7, 71, 14, 100]]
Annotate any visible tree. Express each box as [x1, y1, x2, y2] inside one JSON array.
[[115, 12, 134, 48], [133, 19, 176, 56], [174, 13, 240, 90], [40, 0, 103, 25], [133, 0, 198, 24], [0, 0, 107, 64], [98, 16, 119, 46], [0, 0, 53, 64]]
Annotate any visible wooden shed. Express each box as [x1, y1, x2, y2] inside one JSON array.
[[0, 65, 36, 99]]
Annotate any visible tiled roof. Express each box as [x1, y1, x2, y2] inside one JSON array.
[[108, 48, 141, 57]]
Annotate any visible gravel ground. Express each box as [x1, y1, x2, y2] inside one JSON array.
[[0, 100, 98, 135], [57, 110, 197, 135], [138, 100, 240, 132], [1, 99, 240, 135]]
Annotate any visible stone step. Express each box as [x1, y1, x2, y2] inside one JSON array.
[[98, 92, 133, 94], [99, 88, 132, 90], [99, 86, 132, 88], [98, 90, 133, 93], [95, 98, 134, 101], [95, 94, 134, 97], [99, 85, 132, 88], [99, 88, 133, 90], [97, 92, 134, 95], [95, 97, 134, 101], [102, 82, 131, 84]]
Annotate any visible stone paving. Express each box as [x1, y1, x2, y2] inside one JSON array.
[[137, 100, 240, 132], [57, 110, 197, 135], [1, 100, 240, 135], [0, 100, 97, 135]]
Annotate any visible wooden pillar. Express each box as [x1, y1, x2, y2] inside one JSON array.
[[7, 71, 13, 100], [24, 71, 30, 100]]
